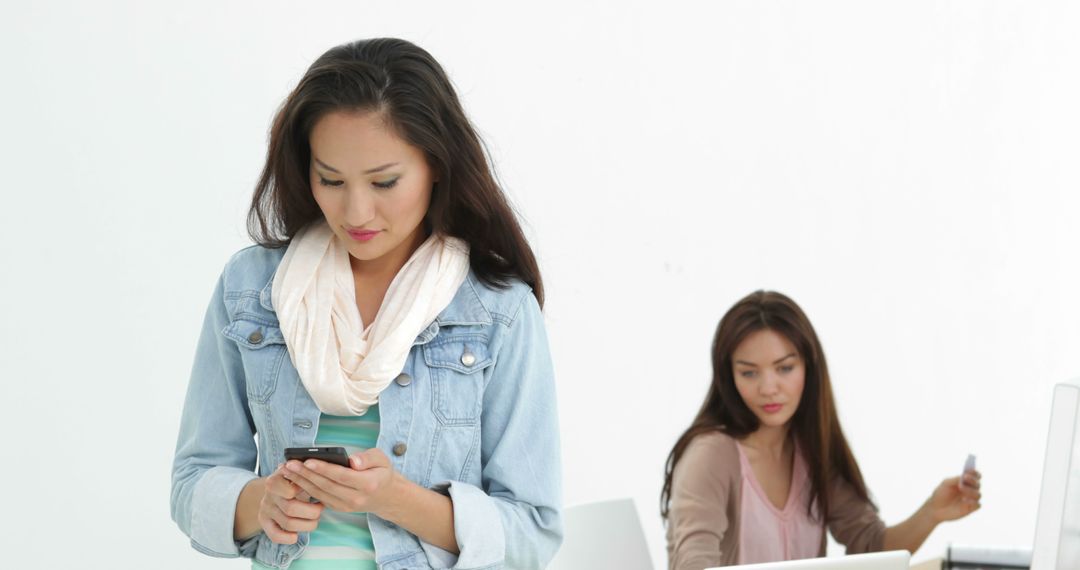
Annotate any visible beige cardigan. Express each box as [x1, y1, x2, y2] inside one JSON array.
[[666, 431, 886, 570]]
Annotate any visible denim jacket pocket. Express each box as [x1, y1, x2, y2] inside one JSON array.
[[422, 334, 492, 426], [221, 319, 288, 403]]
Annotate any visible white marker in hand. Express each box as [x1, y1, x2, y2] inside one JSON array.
[[960, 454, 976, 488]]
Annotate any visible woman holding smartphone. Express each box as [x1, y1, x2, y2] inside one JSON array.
[[171, 38, 561, 570], [662, 291, 981, 569]]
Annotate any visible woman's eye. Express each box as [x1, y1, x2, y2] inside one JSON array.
[[318, 177, 344, 188], [373, 177, 399, 190], [740, 370, 756, 379], [779, 365, 794, 373]]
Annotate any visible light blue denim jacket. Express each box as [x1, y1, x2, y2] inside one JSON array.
[[171, 245, 562, 569]]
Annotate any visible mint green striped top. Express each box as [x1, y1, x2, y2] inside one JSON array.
[[255, 405, 380, 570]]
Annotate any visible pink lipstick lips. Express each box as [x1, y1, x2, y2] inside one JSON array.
[[346, 229, 380, 242]]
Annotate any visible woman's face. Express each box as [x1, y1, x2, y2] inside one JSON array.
[[309, 110, 434, 266], [731, 328, 806, 429]]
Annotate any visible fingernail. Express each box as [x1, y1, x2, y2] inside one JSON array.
[[305, 460, 317, 470], [287, 461, 302, 472]]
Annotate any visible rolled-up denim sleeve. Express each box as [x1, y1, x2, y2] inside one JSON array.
[[170, 269, 260, 558], [424, 290, 563, 569]]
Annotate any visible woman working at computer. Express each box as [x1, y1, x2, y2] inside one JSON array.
[[662, 291, 982, 569]]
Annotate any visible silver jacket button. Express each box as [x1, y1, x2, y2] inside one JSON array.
[[460, 351, 476, 367], [392, 442, 407, 456], [395, 373, 412, 387], [248, 331, 263, 344]]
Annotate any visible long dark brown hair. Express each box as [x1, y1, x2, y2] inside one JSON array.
[[660, 290, 873, 522], [247, 38, 543, 305]]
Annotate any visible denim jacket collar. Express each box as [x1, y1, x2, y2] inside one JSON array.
[[257, 270, 493, 345], [259, 276, 275, 312], [436, 275, 493, 326]]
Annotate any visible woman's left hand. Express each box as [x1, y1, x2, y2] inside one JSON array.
[[927, 469, 982, 523], [282, 448, 398, 516]]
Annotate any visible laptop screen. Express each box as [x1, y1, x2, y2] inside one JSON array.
[[1031, 382, 1080, 570]]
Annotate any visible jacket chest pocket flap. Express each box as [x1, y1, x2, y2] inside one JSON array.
[[221, 318, 288, 403], [422, 335, 492, 425]]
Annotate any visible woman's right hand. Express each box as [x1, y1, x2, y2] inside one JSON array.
[[258, 465, 325, 544]]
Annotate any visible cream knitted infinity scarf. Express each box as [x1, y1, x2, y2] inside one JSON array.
[[271, 220, 470, 416]]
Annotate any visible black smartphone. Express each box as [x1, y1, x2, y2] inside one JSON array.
[[284, 446, 351, 468]]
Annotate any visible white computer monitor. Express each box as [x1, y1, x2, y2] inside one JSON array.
[[1031, 381, 1080, 570], [705, 551, 909, 570]]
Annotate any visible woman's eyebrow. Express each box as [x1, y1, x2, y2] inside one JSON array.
[[735, 353, 796, 367], [313, 157, 399, 175], [363, 162, 399, 174], [773, 353, 797, 364], [313, 157, 341, 173]]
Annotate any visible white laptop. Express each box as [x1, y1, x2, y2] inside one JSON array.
[[706, 550, 910, 570]]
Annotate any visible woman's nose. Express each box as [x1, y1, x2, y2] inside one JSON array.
[[344, 188, 376, 226], [759, 373, 780, 395]]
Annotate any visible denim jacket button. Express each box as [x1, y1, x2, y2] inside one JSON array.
[[460, 351, 476, 367], [248, 331, 263, 344], [394, 373, 412, 387], [392, 442, 407, 456]]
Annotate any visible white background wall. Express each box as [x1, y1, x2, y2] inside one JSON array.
[[2, 1, 1078, 568]]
